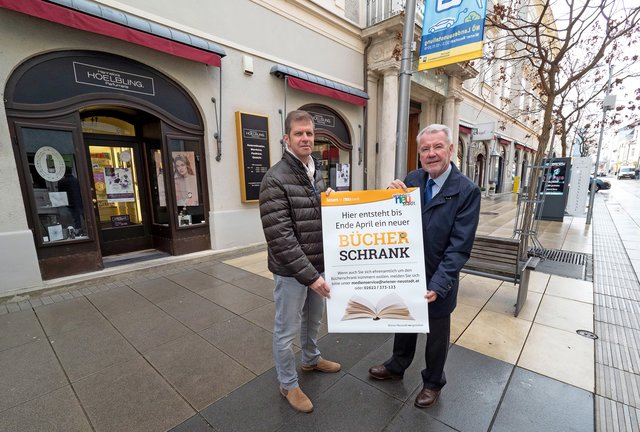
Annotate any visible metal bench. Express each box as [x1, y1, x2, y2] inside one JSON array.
[[462, 235, 540, 317]]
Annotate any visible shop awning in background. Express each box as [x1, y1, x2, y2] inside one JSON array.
[[459, 124, 473, 135], [0, 0, 226, 66], [515, 143, 536, 152], [271, 64, 368, 107]]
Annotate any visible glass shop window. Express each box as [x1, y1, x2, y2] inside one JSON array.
[[148, 148, 169, 225], [313, 137, 351, 191], [168, 138, 205, 227], [22, 127, 88, 244]]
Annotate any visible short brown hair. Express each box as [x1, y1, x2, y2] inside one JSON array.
[[285, 110, 314, 135]]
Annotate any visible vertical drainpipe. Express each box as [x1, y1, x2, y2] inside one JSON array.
[[363, 37, 373, 189]]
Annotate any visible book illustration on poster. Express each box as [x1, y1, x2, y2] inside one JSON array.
[[342, 293, 414, 321]]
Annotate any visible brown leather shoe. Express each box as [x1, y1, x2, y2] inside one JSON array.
[[302, 358, 341, 373], [280, 387, 313, 413], [368, 364, 403, 380], [414, 387, 440, 408]]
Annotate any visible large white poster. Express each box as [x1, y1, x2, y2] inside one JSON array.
[[321, 188, 429, 333], [104, 167, 134, 203]]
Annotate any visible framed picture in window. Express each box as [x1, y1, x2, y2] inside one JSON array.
[[178, 214, 192, 226]]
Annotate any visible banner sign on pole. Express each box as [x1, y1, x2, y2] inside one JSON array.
[[419, 0, 488, 71], [321, 189, 429, 333]]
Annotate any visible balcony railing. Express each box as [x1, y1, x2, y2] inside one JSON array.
[[366, 0, 425, 27]]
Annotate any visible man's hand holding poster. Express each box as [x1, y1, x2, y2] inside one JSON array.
[[321, 188, 429, 333]]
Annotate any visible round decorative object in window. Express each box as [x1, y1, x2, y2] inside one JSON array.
[[120, 151, 132, 162], [34, 146, 66, 182]]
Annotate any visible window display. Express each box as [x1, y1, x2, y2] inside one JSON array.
[[89, 145, 142, 229], [171, 151, 199, 206], [149, 148, 169, 225], [313, 139, 351, 191], [22, 128, 88, 244], [169, 139, 205, 226]]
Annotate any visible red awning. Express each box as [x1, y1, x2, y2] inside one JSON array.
[[271, 64, 368, 107], [288, 76, 367, 107], [498, 137, 512, 145], [459, 125, 473, 134], [0, 0, 225, 66]]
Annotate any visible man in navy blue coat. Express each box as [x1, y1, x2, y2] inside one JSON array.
[[369, 124, 481, 408]]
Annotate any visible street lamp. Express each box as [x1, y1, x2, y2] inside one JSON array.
[[586, 64, 615, 225]]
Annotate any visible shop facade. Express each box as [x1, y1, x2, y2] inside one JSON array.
[[0, 0, 367, 295]]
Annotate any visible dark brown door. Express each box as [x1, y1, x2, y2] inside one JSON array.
[[86, 136, 152, 255], [407, 112, 420, 172]]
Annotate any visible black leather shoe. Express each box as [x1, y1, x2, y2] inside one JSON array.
[[414, 387, 440, 408], [368, 364, 403, 380]]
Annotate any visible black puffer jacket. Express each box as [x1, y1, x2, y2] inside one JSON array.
[[259, 151, 326, 286]]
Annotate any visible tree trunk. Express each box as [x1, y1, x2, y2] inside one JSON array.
[[517, 99, 555, 260]]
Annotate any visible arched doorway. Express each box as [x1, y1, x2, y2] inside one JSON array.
[[457, 138, 465, 173], [5, 51, 209, 279], [513, 151, 520, 192], [496, 146, 506, 192], [301, 104, 353, 191], [521, 154, 529, 187], [475, 153, 485, 187]]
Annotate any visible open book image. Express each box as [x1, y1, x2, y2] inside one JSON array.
[[342, 293, 414, 321]]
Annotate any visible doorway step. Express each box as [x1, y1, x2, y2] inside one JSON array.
[[103, 249, 170, 268]]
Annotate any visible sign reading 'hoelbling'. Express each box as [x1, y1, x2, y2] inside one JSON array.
[[73, 62, 155, 96]]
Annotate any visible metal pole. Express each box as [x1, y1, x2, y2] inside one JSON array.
[[394, 0, 417, 180], [586, 64, 613, 225]]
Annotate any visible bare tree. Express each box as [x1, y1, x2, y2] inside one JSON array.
[[554, 48, 640, 157], [486, 0, 640, 257]]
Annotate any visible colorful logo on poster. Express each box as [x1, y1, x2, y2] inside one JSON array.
[[393, 194, 416, 206]]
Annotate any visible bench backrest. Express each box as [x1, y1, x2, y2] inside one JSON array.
[[464, 235, 520, 280]]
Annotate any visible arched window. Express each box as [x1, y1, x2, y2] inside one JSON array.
[[300, 104, 353, 191]]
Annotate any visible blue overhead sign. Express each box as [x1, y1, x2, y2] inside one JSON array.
[[419, 0, 488, 70]]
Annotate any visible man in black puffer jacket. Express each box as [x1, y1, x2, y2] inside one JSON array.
[[259, 110, 340, 414]]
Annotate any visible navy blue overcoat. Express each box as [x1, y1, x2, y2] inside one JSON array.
[[404, 163, 481, 318]]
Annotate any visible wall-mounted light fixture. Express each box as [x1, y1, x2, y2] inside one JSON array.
[[242, 55, 254, 76]]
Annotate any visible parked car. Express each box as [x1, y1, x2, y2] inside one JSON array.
[[589, 177, 611, 192], [617, 166, 636, 180]]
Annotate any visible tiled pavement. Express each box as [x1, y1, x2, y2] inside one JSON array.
[[1, 180, 639, 431]]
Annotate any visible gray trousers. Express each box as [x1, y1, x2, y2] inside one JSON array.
[[273, 274, 324, 390]]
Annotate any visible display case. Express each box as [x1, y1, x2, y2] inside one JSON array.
[[313, 139, 350, 191]]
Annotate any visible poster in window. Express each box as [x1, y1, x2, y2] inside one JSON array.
[[104, 167, 134, 202], [171, 151, 199, 206], [336, 163, 350, 190], [47, 224, 64, 242], [34, 146, 66, 182]]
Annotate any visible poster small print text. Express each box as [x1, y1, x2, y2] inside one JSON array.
[[321, 188, 429, 333]]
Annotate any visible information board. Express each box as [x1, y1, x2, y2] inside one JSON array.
[[235, 112, 271, 202], [537, 157, 572, 221]]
